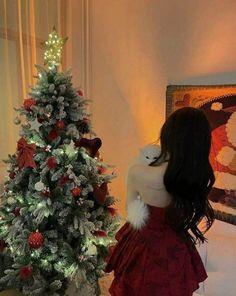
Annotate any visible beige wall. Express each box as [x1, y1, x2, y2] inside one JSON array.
[[90, 0, 236, 217]]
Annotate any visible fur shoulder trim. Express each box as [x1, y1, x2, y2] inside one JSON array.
[[127, 198, 149, 229]]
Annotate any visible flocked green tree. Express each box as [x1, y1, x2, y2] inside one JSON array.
[[0, 29, 119, 296]]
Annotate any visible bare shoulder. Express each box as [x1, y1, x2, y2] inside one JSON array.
[[128, 162, 168, 180]]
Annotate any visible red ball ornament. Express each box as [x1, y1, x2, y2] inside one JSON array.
[[71, 187, 81, 197], [59, 175, 69, 187], [47, 130, 58, 142], [9, 171, 16, 179], [0, 240, 7, 252], [14, 207, 21, 217], [77, 89, 83, 96], [42, 189, 51, 198], [56, 120, 65, 129], [107, 207, 117, 216], [94, 230, 107, 237], [28, 231, 44, 249], [97, 166, 106, 174], [20, 266, 33, 280], [23, 98, 36, 111], [47, 157, 57, 169]]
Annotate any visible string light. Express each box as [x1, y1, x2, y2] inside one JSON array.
[[42, 26, 67, 67]]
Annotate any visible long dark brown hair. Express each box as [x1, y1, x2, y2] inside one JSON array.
[[153, 107, 215, 245]]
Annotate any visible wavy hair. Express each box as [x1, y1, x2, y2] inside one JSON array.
[[153, 107, 215, 244]]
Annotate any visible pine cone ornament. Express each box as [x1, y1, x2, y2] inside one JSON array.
[[28, 231, 44, 249], [9, 171, 16, 179], [14, 207, 21, 217], [77, 118, 90, 134], [0, 240, 7, 252], [20, 266, 33, 280]]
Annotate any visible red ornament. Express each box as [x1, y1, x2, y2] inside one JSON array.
[[59, 175, 69, 187], [94, 230, 107, 237], [71, 187, 81, 197], [20, 266, 33, 280], [47, 130, 58, 142], [0, 240, 7, 252], [75, 137, 102, 158], [17, 138, 36, 169], [28, 231, 44, 249], [14, 207, 21, 217], [47, 157, 57, 169], [23, 98, 36, 111], [77, 89, 83, 96], [97, 166, 106, 174], [107, 207, 117, 216], [56, 120, 65, 129], [9, 171, 16, 179], [93, 183, 108, 205], [42, 189, 51, 198]]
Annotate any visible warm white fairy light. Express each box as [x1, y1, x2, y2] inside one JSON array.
[[42, 27, 67, 67]]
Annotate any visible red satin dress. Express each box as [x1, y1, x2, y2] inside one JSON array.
[[105, 204, 207, 296]]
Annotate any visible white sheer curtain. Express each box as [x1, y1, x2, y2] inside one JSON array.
[[0, 0, 67, 183]]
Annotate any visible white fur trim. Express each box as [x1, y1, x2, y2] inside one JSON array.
[[127, 199, 149, 229]]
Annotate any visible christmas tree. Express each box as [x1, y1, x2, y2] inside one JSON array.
[[0, 29, 119, 296]]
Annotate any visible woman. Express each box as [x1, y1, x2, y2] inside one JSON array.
[[105, 107, 215, 296]]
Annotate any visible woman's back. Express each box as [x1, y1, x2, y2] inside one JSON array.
[[128, 161, 172, 208]]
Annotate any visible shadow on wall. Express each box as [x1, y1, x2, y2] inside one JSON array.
[[172, 70, 236, 86]]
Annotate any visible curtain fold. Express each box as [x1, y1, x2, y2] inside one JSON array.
[[0, 0, 67, 183]]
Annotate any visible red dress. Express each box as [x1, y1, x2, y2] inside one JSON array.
[[105, 204, 207, 296]]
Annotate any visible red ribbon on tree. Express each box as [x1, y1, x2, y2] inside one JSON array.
[[17, 138, 36, 169]]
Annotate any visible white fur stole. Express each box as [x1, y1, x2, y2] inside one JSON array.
[[127, 198, 149, 230]]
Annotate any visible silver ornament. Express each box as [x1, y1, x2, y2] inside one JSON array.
[[29, 118, 42, 132], [35, 181, 45, 191], [7, 197, 15, 205]]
